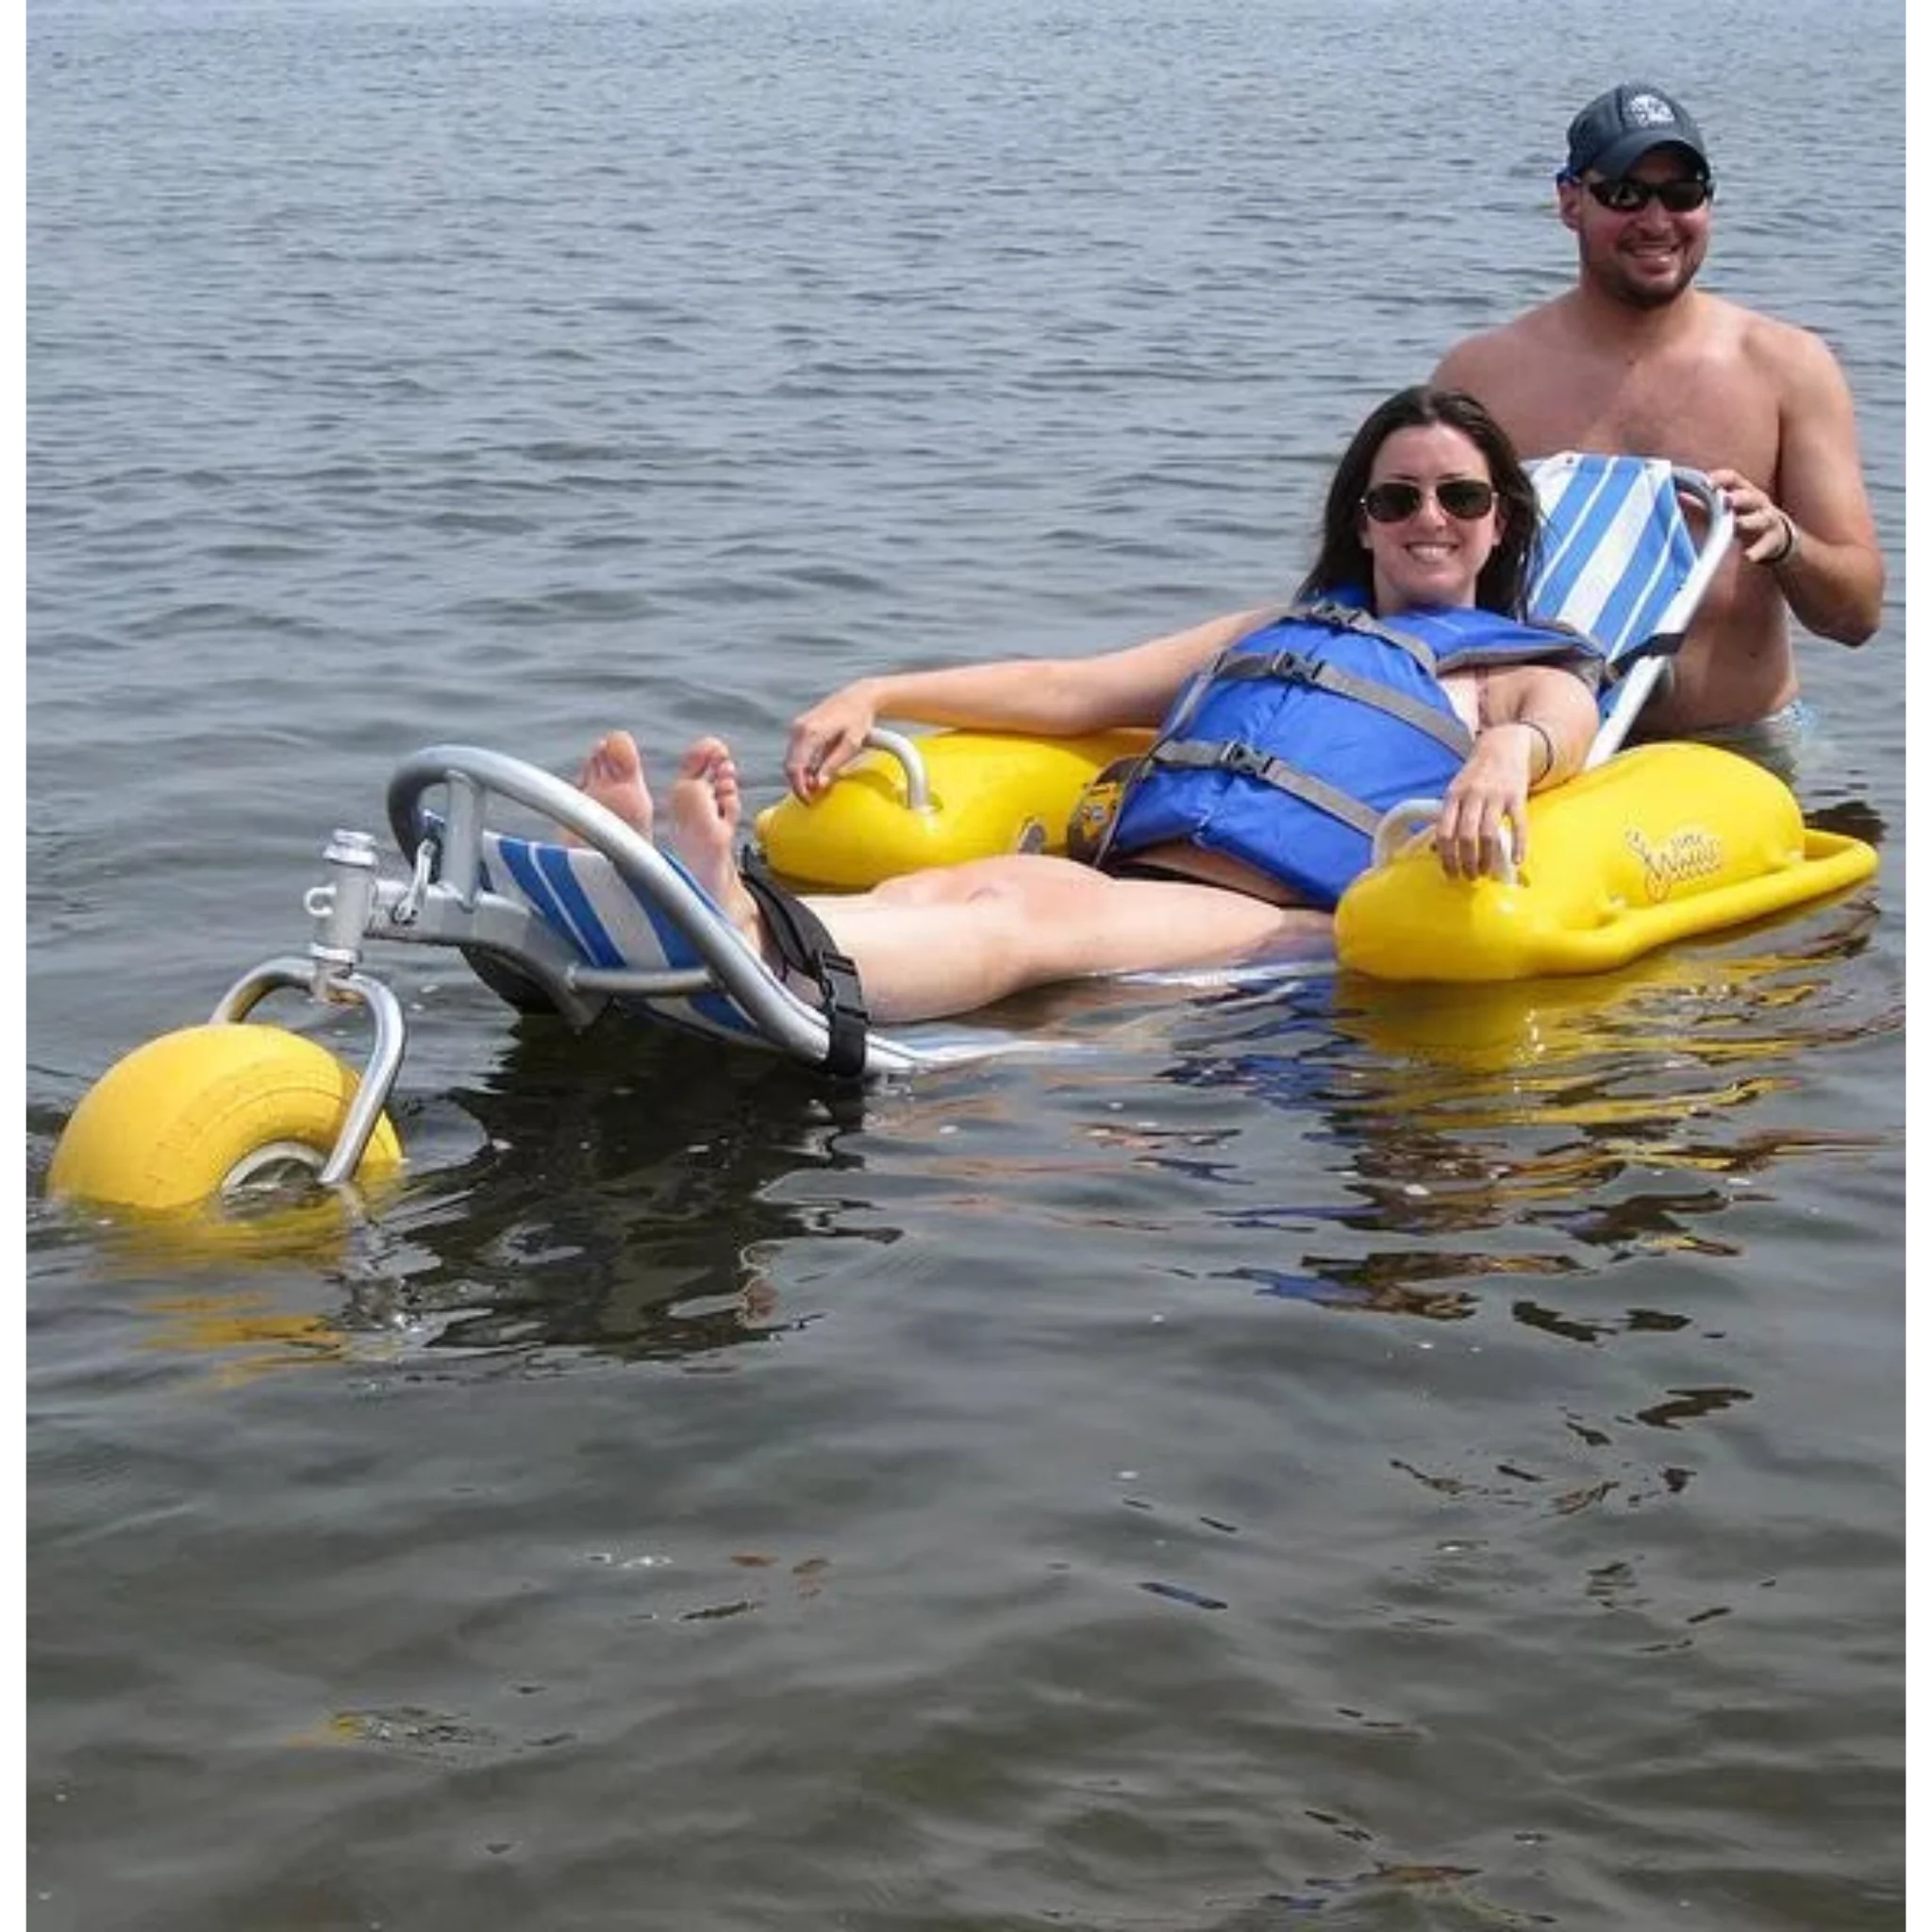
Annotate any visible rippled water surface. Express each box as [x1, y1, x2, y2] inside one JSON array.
[[27, 1, 1905, 1927]]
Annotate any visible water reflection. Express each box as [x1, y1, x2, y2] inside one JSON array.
[[56, 893, 1894, 1390], [42, 1016, 900, 1383], [1806, 794, 1889, 846], [1157, 897, 1892, 1332], [376, 1020, 889, 1364]]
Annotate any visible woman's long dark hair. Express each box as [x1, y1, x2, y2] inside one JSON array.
[[1295, 385, 1541, 616]]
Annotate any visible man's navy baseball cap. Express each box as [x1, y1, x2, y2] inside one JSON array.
[[1565, 83, 1711, 179]]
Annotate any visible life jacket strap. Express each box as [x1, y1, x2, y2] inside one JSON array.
[[1210, 650, 1474, 757], [1293, 598, 1447, 676], [1148, 740, 1385, 838]]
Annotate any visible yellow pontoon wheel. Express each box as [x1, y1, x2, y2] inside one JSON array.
[[47, 1023, 404, 1215]]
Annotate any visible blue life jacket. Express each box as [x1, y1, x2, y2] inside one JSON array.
[[1102, 597, 1601, 909]]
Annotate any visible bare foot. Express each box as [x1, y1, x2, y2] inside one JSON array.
[[575, 730, 653, 838], [665, 736, 765, 942]]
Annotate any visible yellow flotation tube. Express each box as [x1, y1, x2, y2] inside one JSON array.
[[1334, 741, 1876, 982], [756, 730, 1874, 984], [756, 726, 1151, 890]]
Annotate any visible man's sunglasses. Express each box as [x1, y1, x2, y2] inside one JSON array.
[[1582, 175, 1714, 214], [1361, 479, 1497, 525]]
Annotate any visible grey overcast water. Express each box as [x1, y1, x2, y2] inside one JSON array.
[[27, 2, 1906, 1927]]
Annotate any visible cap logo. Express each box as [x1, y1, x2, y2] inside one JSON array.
[[1624, 92, 1678, 128]]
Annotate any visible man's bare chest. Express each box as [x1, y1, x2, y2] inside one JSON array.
[[1532, 355, 1776, 476]]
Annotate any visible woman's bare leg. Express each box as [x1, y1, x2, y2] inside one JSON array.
[[800, 856, 1332, 1023], [575, 734, 1332, 1024]]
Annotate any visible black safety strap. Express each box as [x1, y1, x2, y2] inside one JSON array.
[[739, 849, 869, 1078], [1604, 626, 1687, 675]]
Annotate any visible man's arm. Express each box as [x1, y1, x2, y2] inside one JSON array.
[[1715, 324, 1885, 645]]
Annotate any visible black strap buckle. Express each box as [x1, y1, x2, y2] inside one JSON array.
[[1216, 742, 1271, 780], [1260, 649, 1312, 684], [816, 950, 868, 1076]]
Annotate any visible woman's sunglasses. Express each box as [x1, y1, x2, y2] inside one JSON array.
[[1361, 479, 1497, 525], [1583, 175, 1714, 214]]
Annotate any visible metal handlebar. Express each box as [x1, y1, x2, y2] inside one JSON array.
[[857, 727, 934, 812]]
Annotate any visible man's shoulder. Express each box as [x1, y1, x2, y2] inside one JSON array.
[[1613, 286, 1822, 360], [1434, 296, 1579, 379], [1444, 290, 1840, 376], [1667, 293, 1853, 419], [1718, 293, 1844, 370]]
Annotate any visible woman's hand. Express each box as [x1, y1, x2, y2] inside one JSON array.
[[1435, 724, 1538, 880], [784, 682, 881, 800]]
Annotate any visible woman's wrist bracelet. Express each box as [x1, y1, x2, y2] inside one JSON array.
[[1765, 510, 1800, 569], [1523, 719, 1556, 782]]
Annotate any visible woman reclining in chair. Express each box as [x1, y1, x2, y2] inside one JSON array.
[[575, 386, 1603, 1024]]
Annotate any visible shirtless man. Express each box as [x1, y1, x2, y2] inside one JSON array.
[[1432, 81, 1884, 775]]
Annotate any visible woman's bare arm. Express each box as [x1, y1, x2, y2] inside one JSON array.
[[1433, 662, 1600, 879], [782, 607, 1277, 799]]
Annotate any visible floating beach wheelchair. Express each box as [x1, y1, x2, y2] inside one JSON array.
[[48, 455, 1877, 1218]]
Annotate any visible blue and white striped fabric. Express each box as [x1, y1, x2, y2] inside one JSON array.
[[476, 827, 1039, 1071], [1526, 451, 1733, 764], [1527, 452, 1700, 668], [480, 829, 777, 1050]]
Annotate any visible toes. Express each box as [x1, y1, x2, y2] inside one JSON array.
[[678, 736, 730, 780], [579, 731, 640, 789], [602, 731, 645, 781]]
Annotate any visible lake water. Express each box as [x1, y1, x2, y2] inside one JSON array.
[[25, 1, 1907, 1926]]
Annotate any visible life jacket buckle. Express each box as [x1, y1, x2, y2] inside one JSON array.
[[1216, 742, 1271, 779]]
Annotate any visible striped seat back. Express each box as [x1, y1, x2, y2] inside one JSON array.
[[1528, 452, 1701, 669], [1527, 452, 1733, 764]]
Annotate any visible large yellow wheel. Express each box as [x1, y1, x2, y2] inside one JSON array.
[[47, 1024, 404, 1215]]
